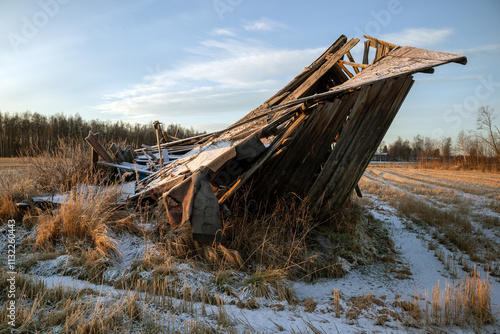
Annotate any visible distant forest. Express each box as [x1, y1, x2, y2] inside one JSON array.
[[0, 111, 205, 157], [379, 107, 500, 169]]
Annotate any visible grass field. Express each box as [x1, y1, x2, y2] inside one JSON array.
[[359, 165, 500, 268], [0, 157, 498, 333], [0, 157, 26, 169]]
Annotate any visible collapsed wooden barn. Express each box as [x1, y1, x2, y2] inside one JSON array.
[[82, 34, 467, 242]]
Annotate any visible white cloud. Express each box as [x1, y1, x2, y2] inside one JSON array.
[[94, 37, 324, 127], [449, 44, 500, 58], [380, 27, 453, 47], [242, 17, 287, 32], [414, 75, 484, 83], [210, 28, 236, 37]]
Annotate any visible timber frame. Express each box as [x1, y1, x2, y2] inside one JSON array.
[[82, 34, 467, 242]]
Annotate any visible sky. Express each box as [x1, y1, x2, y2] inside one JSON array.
[[0, 0, 499, 144]]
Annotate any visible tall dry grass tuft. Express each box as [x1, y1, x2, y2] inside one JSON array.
[[450, 267, 493, 326], [222, 190, 315, 278], [428, 270, 494, 326], [34, 186, 121, 258], [151, 219, 243, 273], [22, 138, 103, 194], [398, 267, 494, 328], [0, 191, 20, 223], [244, 268, 294, 302]]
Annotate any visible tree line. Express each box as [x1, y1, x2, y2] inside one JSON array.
[[0, 111, 205, 157], [379, 106, 500, 169]]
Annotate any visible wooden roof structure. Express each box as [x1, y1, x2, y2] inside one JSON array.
[[85, 34, 467, 242]]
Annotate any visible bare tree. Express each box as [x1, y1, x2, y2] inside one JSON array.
[[456, 130, 469, 165], [474, 106, 500, 164], [440, 137, 452, 162]]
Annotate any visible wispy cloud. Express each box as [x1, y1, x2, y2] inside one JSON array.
[[210, 28, 236, 37], [415, 75, 484, 83], [94, 37, 324, 127], [449, 44, 500, 58], [242, 17, 287, 32], [380, 27, 453, 47]]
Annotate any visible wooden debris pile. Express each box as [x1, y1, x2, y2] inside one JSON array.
[[82, 34, 467, 242]]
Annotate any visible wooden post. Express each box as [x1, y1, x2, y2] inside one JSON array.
[[162, 130, 169, 143], [153, 121, 163, 168], [86, 131, 114, 163], [91, 133, 99, 175]]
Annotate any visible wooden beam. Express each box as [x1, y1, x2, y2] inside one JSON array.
[[363, 40, 370, 65], [218, 111, 309, 205], [337, 60, 369, 69], [153, 121, 163, 168], [354, 184, 362, 198], [85, 131, 114, 163], [363, 34, 398, 49], [346, 51, 359, 74], [336, 62, 354, 78], [232, 35, 349, 125], [97, 161, 154, 175], [417, 67, 435, 74], [90, 133, 99, 175], [375, 41, 382, 61], [281, 38, 360, 103]]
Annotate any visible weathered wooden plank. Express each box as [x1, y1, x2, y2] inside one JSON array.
[[337, 62, 354, 78], [254, 91, 362, 198], [323, 76, 414, 210], [363, 34, 398, 49], [218, 111, 309, 205], [363, 40, 370, 64], [305, 75, 415, 213], [232, 35, 349, 125], [304, 81, 385, 209], [97, 161, 154, 175], [110, 143, 125, 163], [345, 51, 360, 74], [338, 60, 369, 69], [389, 46, 467, 64], [85, 131, 114, 163], [281, 38, 360, 104], [91, 133, 99, 175]]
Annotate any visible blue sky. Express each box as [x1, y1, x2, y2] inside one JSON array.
[[1, 0, 499, 144]]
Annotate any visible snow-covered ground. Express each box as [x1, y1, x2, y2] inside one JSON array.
[[2, 166, 499, 333], [20, 198, 496, 333]]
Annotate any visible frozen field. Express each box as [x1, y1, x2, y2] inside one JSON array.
[[1, 165, 498, 333]]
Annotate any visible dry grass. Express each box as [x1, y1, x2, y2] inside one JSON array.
[[22, 139, 100, 194], [359, 171, 500, 268], [303, 297, 317, 312], [0, 269, 163, 333], [0, 191, 20, 223], [395, 267, 494, 328], [370, 166, 500, 197], [34, 186, 123, 259], [151, 190, 369, 282], [223, 193, 313, 277], [0, 169, 38, 202], [331, 289, 343, 318], [243, 268, 294, 302], [219, 191, 388, 281]]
